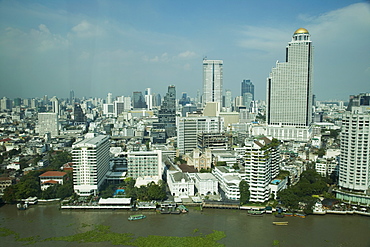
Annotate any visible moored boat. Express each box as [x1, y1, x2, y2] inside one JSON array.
[[128, 214, 146, 221], [273, 221, 288, 226], [294, 213, 306, 218]]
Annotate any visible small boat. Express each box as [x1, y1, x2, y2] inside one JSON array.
[[273, 222, 288, 226], [284, 212, 293, 217], [17, 203, 28, 210], [294, 213, 306, 218], [248, 210, 264, 216], [128, 214, 146, 221], [178, 205, 188, 213], [275, 213, 284, 218]]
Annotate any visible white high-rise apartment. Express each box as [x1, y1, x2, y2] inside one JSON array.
[[203, 59, 223, 107], [36, 112, 59, 137], [72, 135, 110, 196], [339, 93, 370, 194], [177, 116, 224, 154], [243, 137, 280, 202], [265, 28, 313, 141]]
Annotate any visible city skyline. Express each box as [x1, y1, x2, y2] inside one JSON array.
[[0, 1, 369, 100]]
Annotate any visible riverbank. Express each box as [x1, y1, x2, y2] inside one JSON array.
[[1, 204, 369, 247]]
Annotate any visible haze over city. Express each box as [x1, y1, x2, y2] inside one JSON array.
[[0, 0, 369, 100]]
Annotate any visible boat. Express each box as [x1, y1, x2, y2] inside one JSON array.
[[294, 213, 306, 218], [248, 210, 264, 216], [177, 205, 188, 213], [275, 213, 284, 218], [273, 222, 288, 226], [128, 214, 146, 221], [17, 203, 28, 210], [284, 212, 293, 217]]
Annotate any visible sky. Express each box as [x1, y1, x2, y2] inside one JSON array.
[[0, 0, 369, 101]]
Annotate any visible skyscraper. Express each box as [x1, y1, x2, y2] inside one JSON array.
[[241, 79, 254, 100], [267, 28, 313, 127], [132, 91, 147, 109], [153, 85, 177, 141], [338, 93, 370, 194], [203, 59, 223, 107], [36, 112, 59, 137], [265, 28, 313, 141]]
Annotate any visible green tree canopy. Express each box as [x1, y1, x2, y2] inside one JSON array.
[[239, 180, 250, 205]]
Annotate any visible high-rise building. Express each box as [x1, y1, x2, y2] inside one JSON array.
[[70, 90, 75, 104], [50, 96, 59, 115], [153, 85, 177, 141], [203, 59, 223, 107], [241, 79, 254, 100], [267, 28, 313, 127], [36, 112, 59, 137], [0, 97, 12, 111], [73, 104, 86, 123], [132, 92, 147, 109], [72, 135, 110, 196], [339, 93, 370, 194], [224, 89, 232, 109], [177, 116, 224, 154], [144, 88, 153, 110], [243, 136, 281, 202], [107, 93, 113, 104], [265, 28, 313, 141]]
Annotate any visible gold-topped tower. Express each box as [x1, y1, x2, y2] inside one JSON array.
[[294, 28, 309, 35]]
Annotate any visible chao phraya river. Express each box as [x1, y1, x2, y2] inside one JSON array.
[[0, 204, 369, 247]]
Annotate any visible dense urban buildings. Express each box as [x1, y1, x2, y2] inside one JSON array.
[[202, 59, 223, 107]]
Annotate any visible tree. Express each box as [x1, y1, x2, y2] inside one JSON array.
[[239, 180, 250, 205]]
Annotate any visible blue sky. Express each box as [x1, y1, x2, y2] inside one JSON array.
[[0, 0, 369, 101]]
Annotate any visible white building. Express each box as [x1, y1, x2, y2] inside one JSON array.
[[177, 116, 224, 154], [243, 136, 280, 202], [167, 171, 195, 198], [266, 28, 313, 141], [126, 150, 163, 180], [339, 97, 370, 193], [203, 59, 223, 107], [193, 173, 219, 196], [36, 112, 59, 137], [72, 135, 110, 196], [212, 166, 241, 200]]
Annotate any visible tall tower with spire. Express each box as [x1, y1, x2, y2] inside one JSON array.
[[267, 28, 313, 126], [266, 28, 313, 141]]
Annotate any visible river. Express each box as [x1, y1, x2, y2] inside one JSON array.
[[0, 204, 369, 247]]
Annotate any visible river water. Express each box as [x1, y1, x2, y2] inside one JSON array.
[[0, 204, 369, 247]]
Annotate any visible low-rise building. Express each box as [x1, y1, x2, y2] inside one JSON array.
[[39, 171, 67, 191], [167, 171, 195, 198], [192, 173, 219, 196]]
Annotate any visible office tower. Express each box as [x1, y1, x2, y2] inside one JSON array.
[[50, 96, 59, 115], [73, 104, 86, 123], [224, 89, 232, 109], [72, 135, 110, 196], [103, 103, 114, 117], [339, 93, 370, 194], [132, 91, 147, 109], [107, 93, 113, 104], [36, 112, 59, 137], [70, 90, 75, 104], [0, 97, 12, 111], [177, 116, 224, 154], [179, 92, 191, 106], [242, 92, 253, 109], [13, 98, 22, 107], [241, 79, 254, 100], [153, 85, 177, 141], [266, 28, 313, 141], [127, 150, 163, 179], [114, 98, 125, 117], [123, 96, 132, 111], [144, 88, 153, 110], [203, 59, 223, 107]]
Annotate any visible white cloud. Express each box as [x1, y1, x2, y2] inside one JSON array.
[[178, 51, 197, 59], [71, 20, 104, 38]]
